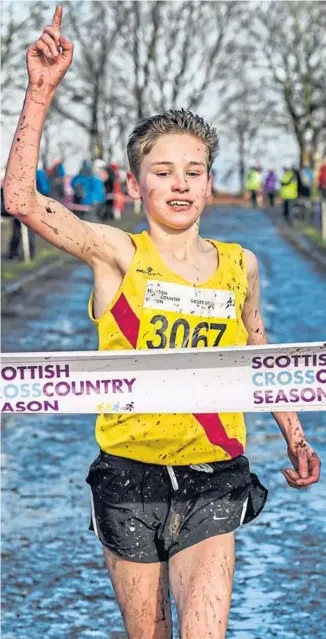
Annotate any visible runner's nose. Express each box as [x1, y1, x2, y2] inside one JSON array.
[[171, 175, 190, 192]]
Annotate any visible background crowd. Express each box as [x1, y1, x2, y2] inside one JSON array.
[[245, 162, 326, 223], [1, 157, 133, 261], [2, 157, 326, 262]]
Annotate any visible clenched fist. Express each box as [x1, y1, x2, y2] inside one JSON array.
[[26, 5, 73, 89]]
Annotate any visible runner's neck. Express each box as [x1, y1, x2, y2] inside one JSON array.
[[147, 218, 204, 259]]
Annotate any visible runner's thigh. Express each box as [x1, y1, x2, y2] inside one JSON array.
[[169, 533, 235, 639], [103, 546, 172, 639]]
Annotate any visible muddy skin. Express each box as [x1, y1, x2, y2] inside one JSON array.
[[295, 438, 308, 449], [40, 219, 59, 234]]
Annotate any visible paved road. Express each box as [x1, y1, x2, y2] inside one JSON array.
[[2, 207, 326, 639]]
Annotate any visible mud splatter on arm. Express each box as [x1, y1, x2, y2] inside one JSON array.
[[272, 411, 307, 445], [4, 85, 54, 214], [241, 249, 267, 346], [2, 85, 129, 266]]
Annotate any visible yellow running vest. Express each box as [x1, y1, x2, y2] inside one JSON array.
[[89, 231, 249, 465]]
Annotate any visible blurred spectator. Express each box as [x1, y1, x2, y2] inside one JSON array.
[[71, 160, 107, 219], [104, 165, 116, 220], [71, 160, 94, 208], [318, 161, 326, 199], [93, 159, 114, 221], [245, 167, 262, 208], [280, 167, 298, 223], [36, 168, 50, 196], [47, 157, 65, 201], [264, 169, 277, 207], [295, 165, 314, 198], [110, 163, 125, 220], [92, 160, 107, 218]]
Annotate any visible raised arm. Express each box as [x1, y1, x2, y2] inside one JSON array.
[[3, 5, 129, 268], [242, 249, 320, 489]]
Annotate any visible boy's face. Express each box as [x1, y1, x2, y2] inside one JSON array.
[[127, 133, 212, 230]]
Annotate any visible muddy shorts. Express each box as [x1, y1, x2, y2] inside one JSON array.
[[86, 451, 267, 563]]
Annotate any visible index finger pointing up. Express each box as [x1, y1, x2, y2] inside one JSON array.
[[52, 5, 63, 28]]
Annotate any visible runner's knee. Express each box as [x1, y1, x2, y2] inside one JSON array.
[[170, 535, 234, 639], [103, 547, 172, 639]]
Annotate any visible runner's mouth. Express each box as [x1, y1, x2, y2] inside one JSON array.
[[167, 200, 194, 208]]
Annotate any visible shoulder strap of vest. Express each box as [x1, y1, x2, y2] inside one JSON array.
[[127, 231, 147, 249], [126, 230, 159, 274]]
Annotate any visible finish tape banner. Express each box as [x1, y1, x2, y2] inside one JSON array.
[[1, 342, 326, 414]]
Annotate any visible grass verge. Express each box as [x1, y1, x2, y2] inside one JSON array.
[[300, 226, 326, 250], [1, 245, 66, 281]]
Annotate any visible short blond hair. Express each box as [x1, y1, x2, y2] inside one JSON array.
[[127, 108, 219, 178]]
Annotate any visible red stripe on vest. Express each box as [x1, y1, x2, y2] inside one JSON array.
[[193, 413, 244, 458], [111, 294, 140, 348], [111, 295, 242, 459]]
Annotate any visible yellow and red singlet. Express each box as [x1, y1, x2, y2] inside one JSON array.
[[89, 231, 249, 465]]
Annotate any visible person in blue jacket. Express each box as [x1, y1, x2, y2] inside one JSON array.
[[71, 160, 106, 218], [91, 170, 106, 207], [71, 160, 94, 206], [36, 168, 50, 196]]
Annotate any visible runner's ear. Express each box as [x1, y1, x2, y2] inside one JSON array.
[[126, 171, 141, 200]]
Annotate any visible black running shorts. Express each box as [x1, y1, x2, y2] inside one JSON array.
[[86, 451, 267, 563]]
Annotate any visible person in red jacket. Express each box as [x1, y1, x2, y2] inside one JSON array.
[[318, 161, 326, 199], [110, 163, 125, 220]]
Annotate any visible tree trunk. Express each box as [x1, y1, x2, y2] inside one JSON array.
[[89, 100, 101, 159], [299, 141, 305, 169], [311, 129, 320, 172], [238, 129, 245, 194]]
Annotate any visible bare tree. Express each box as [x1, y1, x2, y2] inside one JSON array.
[[217, 59, 280, 193], [127, 1, 162, 119], [70, 0, 249, 161], [9, 0, 321, 178], [2, 1, 156, 164], [117, 1, 247, 116], [50, 0, 129, 159], [1, 1, 52, 119], [255, 1, 326, 167]]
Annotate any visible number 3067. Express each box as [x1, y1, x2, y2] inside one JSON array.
[[146, 314, 227, 349]]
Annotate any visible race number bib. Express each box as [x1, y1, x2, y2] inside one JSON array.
[[138, 280, 238, 349]]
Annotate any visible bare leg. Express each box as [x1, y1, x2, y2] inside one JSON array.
[[103, 546, 172, 639], [169, 533, 235, 639]]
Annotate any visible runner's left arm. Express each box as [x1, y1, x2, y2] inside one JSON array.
[[242, 249, 321, 488]]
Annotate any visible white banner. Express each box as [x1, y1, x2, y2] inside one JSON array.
[[1, 342, 326, 414]]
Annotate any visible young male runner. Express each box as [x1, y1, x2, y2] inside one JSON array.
[[4, 7, 321, 638]]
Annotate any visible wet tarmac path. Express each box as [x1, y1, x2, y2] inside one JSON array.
[[2, 207, 326, 639]]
